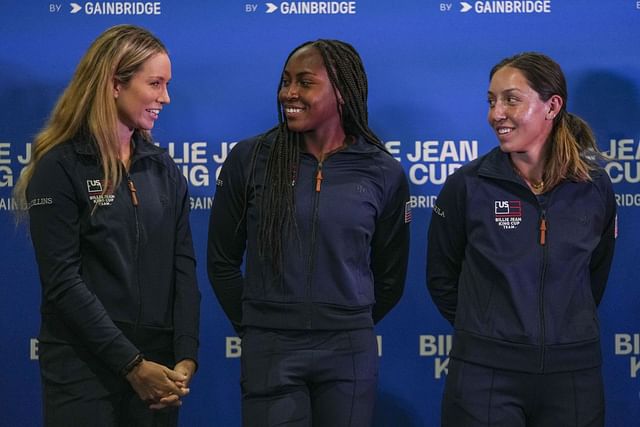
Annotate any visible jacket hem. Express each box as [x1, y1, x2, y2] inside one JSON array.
[[242, 300, 374, 330], [451, 330, 602, 373]]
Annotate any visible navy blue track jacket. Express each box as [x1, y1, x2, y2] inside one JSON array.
[[427, 147, 616, 373], [27, 132, 200, 376], [208, 132, 410, 332]]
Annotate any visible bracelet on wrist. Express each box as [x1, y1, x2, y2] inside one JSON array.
[[121, 353, 145, 377]]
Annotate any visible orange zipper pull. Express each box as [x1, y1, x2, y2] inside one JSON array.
[[539, 217, 547, 245], [128, 178, 139, 206], [315, 166, 323, 192]]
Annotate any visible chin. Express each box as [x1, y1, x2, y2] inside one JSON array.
[[497, 141, 512, 153], [286, 124, 306, 133]]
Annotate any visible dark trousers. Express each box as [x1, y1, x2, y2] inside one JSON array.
[[441, 358, 604, 427], [40, 342, 178, 427], [240, 327, 378, 427]]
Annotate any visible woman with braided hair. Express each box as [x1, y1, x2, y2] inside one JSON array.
[[208, 39, 410, 426]]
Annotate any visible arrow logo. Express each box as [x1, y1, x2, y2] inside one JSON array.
[[70, 2, 82, 13], [266, 2, 278, 13], [460, 2, 472, 12]]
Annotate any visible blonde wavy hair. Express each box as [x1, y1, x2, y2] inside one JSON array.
[[13, 24, 167, 216]]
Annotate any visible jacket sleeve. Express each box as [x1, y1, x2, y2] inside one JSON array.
[[426, 170, 467, 325], [27, 153, 139, 374], [370, 162, 410, 324], [207, 142, 249, 333], [172, 170, 201, 364], [589, 174, 617, 306]]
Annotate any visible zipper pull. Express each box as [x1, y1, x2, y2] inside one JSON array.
[[127, 178, 139, 206], [539, 213, 547, 245], [315, 165, 323, 192]]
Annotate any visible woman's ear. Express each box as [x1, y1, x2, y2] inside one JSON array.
[[546, 94, 563, 120], [113, 78, 121, 99]]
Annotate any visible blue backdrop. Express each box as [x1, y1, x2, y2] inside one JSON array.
[[1, 1, 638, 425]]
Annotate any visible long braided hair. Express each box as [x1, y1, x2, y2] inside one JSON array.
[[256, 39, 386, 270]]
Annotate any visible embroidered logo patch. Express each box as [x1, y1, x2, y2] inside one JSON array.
[[494, 200, 522, 230], [27, 197, 53, 209], [87, 179, 115, 206]]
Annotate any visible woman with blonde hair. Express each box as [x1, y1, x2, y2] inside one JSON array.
[[15, 24, 200, 426]]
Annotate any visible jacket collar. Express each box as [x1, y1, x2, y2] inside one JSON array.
[[477, 146, 521, 185], [72, 130, 165, 160], [477, 145, 605, 184], [259, 130, 389, 156]]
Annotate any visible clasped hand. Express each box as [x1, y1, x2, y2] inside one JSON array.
[[126, 359, 196, 410]]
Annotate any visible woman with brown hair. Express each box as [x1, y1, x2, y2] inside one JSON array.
[[427, 52, 616, 426]]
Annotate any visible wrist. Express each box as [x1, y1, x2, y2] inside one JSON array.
[[121, 353, 145, 377]]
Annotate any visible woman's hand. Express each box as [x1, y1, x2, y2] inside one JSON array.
[[126, 359, 189, 409], [173, 358, 197, 390]]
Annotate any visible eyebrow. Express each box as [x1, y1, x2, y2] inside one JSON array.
[[283, 70, 317, 78], [487, 88, 521, 96]]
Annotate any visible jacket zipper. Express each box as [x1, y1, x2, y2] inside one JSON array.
[[538, 208, 548, 371], [305, 145, 347, 328], [315, 162, 323, 192], [126, 171, 142, 335], [305, 160, 325, 328]]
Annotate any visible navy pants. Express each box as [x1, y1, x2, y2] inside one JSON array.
[[240, 328, 378, 427], [40, 342, 178, 427], [442, 358, 604, 427]]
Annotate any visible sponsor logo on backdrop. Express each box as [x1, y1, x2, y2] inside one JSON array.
[[385, 139, 479, 211], [614, 333, 640, 378], [0, 141, 28, 210], [0, 142, 29, 191], [438, 1, 552, 13], [604, 138, 640, 207], [61, 2, 163, 15], [167, 141, 237, 210], [244, 1, 357, 14], [462, 1, 551, 13], [30, 338, 39, 360], [419, 334, 451, 379], [224, 335, 383, 358]]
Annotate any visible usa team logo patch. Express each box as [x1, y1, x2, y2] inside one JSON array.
[[86, 179, 115, 206], [494, 200, 522, 230]]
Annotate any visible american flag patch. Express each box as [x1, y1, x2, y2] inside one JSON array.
[[404, 201, 412, 223], [494, 200, 522, 217], [86, 179, 103, 195], [494, 200, 523, 230]]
